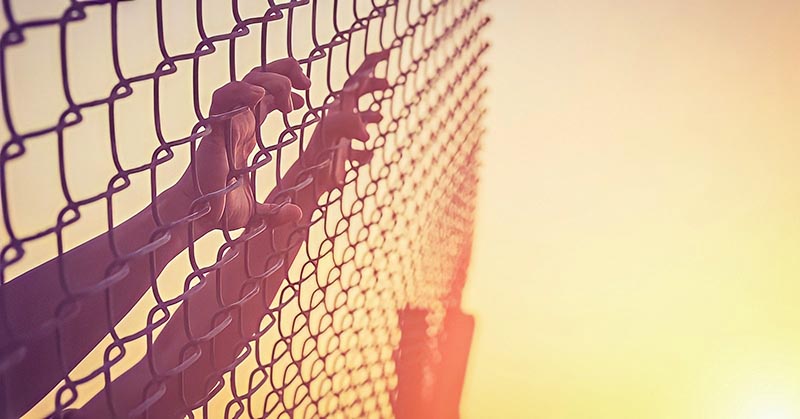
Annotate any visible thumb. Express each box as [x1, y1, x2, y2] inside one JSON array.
[[255, 202, 303, 225]]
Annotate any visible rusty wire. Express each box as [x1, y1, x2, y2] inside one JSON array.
[[0, 0, 488, 417]]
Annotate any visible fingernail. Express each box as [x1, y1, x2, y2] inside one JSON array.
[[280, 203, 303, 224]]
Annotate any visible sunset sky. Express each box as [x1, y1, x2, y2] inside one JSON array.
[[462, 1, 800, 418]]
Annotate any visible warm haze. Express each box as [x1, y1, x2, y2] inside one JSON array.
[[463, 1, 800, 418]]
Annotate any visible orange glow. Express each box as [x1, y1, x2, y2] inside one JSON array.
[[462, 1, 800, 418]]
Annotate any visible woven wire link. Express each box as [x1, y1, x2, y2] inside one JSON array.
[[0, 0, 488, 417]]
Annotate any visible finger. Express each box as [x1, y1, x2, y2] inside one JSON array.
[[341, 76, 389, 110], [258, 57, 312, 89], [291, 92, 305, 110], [358, 77, 390, 97], [240, 131, 258, 163], [242, 72, 293, 113], [321, 111, 369, 142], [359, 110, 383, 124], [332, 143, 347, 186], [209, 81, 265, 115], [353, 50, 391, 76], [349, 149, 374, 166], [57, 408, 83, 419], [255, 202, 303, 225], [340, 50, 390, 103]]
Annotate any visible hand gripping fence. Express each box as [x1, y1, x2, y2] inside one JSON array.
[[0, 1, 488, 418]]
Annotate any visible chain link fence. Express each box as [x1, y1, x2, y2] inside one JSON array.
[[0, 0, 488, 417]]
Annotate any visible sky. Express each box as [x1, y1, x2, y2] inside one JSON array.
[[461, 1, 800, 418]]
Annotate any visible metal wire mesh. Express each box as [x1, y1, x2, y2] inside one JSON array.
[[0, 0, 487, 417]]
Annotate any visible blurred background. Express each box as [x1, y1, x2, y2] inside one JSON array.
[[462, 1, 800, 418]]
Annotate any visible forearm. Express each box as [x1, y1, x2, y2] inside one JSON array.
[[0, 185, 206, 418], [78, 155, 325, 418], [76, 224, 303, 418]]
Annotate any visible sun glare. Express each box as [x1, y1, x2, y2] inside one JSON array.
[[740, 398, 799, 419]]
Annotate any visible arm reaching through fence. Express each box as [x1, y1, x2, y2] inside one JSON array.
[[71, 51, 390, 419], [0, 59, 315, 419]]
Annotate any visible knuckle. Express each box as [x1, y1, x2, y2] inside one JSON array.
[[249, 84, 266, 95], [212, 84, 230, 99], [277, 75, 292, 90], [276, 57, 299, 67], [265, 75, 292, 95], [242, 71, 259, 83]]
